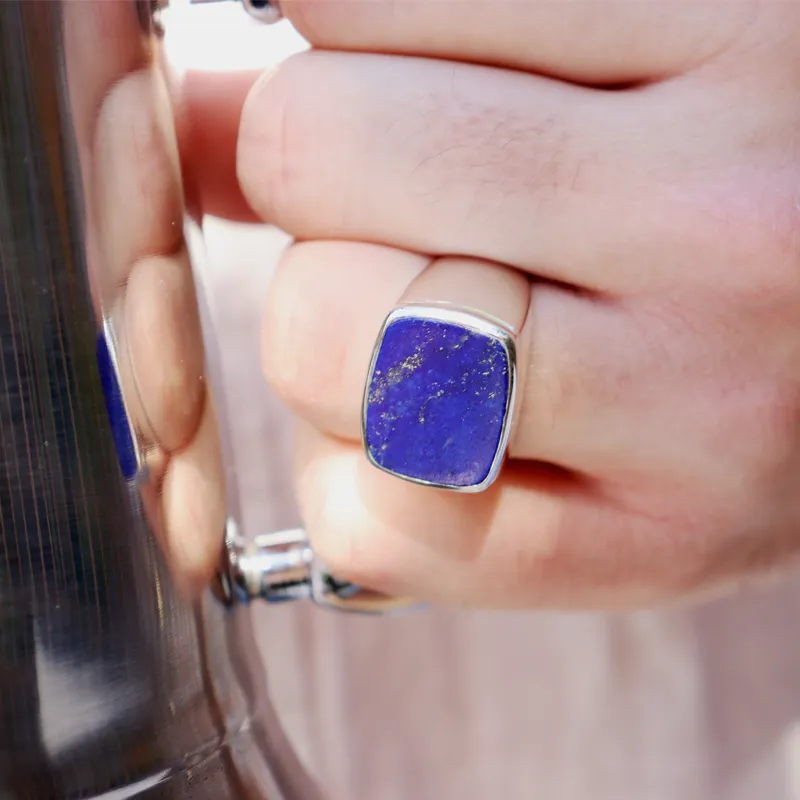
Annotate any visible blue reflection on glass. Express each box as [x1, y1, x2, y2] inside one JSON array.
[[96, 332, 138, 482]]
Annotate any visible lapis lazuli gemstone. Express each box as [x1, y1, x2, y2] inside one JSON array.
[[96, 332, 138, 482], [364, 317, 511, 488]]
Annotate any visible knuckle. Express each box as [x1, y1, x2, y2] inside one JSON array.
[[405, 81, 580, 217]]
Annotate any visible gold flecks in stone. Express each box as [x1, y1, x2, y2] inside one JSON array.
[[370, 349, 424, 403], [449, 334, 470, 351]]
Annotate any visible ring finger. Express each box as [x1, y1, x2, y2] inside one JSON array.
[[264, 239, 716, 487]]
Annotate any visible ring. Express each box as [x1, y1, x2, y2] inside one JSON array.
[[362, 302, 518, 492]]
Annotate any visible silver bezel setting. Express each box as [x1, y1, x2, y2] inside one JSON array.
[[361, 303, 518, 493]]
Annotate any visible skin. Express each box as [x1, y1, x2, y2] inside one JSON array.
[[174, 1, 800, 609], [65, 1, 225, 593]]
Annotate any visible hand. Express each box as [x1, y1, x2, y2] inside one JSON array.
[[64, 0, 225, 593], [183, 2, 800, 608]]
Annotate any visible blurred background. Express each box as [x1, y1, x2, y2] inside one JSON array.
[[160, 5, 800, 799]]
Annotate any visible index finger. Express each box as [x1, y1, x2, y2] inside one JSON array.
[[281, 0, 754, 85]]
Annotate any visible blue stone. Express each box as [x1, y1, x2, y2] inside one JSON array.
[[364, 316, 511, 488]]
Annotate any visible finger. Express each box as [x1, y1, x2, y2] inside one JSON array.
[[63, 0, 153, 314], [265, 239, 764, 495], [265, 240, 634, 472], [64, 0, 149, 154], [263, 242, 530, 441], [293, 423, 706, 609], [283, 0, 754, 86], [83, 13, 227, 591], [122, 248, 206, 453], [93, 67, 184, 298], [162, 396, 227, 590], [238, 50, 679, 293], [177, 69, 262, 223], [262, 241, 429, 433]]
